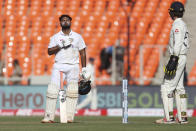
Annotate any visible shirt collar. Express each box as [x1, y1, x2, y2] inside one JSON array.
[[173, 18, 182, 24], [60, 30, 73, 36]]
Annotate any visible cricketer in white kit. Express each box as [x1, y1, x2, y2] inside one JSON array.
[[41, 15, 90, 123], [156, 1, 190, 124]]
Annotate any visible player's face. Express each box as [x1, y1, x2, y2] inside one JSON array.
[[169, 10, 174, 20], [60, 17, 71, 28], [168, 8, 176, 20]]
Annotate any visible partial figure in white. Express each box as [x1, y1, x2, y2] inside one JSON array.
[[156, 1, 189, 124], [41, 15, 89, 123], [77, 57, 97, 110]]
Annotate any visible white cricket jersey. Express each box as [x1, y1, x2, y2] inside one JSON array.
[[168, 18, 190, 56], [48, 30, 86, 64]]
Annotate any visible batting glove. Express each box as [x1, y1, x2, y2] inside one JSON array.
[[58, 41, 65, 48], [59, 90, 66, 102], [81, 67, 91, 81], [58, 38, 71, 49]]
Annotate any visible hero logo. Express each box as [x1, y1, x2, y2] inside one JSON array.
[[1, 93, 43, 108]]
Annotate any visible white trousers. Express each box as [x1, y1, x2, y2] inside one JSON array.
[[50, 63, 79, 86], [161, 55, 187, 94]]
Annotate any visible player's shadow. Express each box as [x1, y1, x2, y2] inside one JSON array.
[[52, 121, 82, 124]]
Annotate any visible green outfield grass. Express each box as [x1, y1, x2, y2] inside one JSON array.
[[0, 116, 196, 131]]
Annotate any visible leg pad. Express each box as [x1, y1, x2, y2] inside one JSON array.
[[66, 82, 79, 122], [43, 83, 59, 121]]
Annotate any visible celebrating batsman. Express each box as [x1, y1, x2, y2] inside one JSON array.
[[41, 15, 90, 123], [156, 1, 190, 124]]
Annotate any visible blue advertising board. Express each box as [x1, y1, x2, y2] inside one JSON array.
[[0, 85, 196, 109]]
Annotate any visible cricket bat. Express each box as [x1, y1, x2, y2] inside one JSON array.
[[60, 72, 67, 123]]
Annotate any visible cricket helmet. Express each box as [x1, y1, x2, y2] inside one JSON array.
[[169, 1, 185, 19], [78, 80, 91, 95]]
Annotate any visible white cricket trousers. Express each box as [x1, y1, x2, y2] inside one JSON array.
[[50, 63, 79, 86]]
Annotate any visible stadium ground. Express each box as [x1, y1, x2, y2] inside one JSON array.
[[0, 116, 196, 131]]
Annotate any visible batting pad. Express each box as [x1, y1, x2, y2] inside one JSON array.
[[66, 82, 79, 98], [175, 90, 187, 121], [66, 97, 78, 121], [66, 82, 79, 121], [161, 86, 174, 121], [44, 83, 59, 121], [47, 83, 59, 99]]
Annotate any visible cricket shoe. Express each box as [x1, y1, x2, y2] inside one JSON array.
[[178, 117, 188, 124], [155, 118, 176, 124], [41, 118, 54, 123], [67, 120, 73, 123]]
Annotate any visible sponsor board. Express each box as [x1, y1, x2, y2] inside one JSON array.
[[1, 85, 196, 109], [0, 86, 47, 109], [0, 109, 195, 117], [107, 109, 194, 117], [107, 108, 164, 117], [76, 109, 107, 116], [1, 85, 196, 116]]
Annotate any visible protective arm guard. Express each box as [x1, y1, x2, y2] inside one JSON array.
[[164, 55, 179, 79]]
